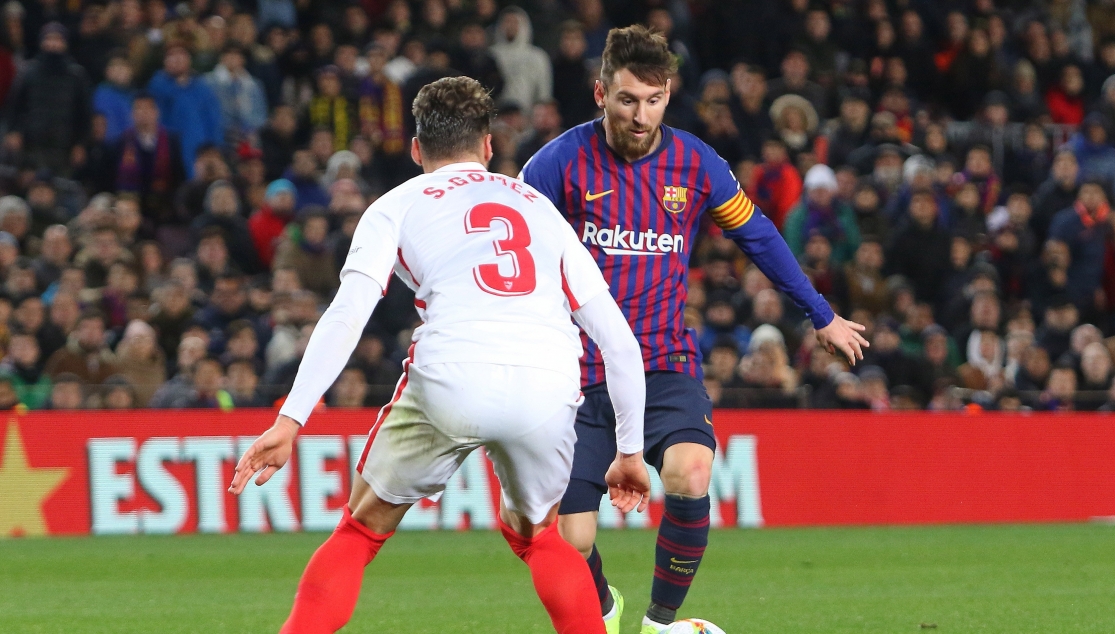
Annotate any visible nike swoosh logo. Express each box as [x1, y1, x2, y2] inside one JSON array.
[[704, 415, 713, 426], [585, 189, 614, 201], [670, 558, 699, 564]]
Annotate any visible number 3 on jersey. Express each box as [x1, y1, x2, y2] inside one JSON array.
[[465, 203, 537, 296]]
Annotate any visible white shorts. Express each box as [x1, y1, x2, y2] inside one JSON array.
[[356, 361, 583, 524]]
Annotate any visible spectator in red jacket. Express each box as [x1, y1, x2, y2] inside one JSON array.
[[248, 179, 296, 268], [1045, 63, 1085, 125], [748, 138, 803, 230]]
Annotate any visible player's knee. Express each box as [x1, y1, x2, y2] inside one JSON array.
[[558, 513, 597, 558], [662, 458, 712, 498]]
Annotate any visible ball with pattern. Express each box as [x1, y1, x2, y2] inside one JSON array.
[[665, 618, 726, 634]]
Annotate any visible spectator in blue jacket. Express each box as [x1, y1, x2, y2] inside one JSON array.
[[1064, 112, 1115, 186], [1049, 179, 1110, 315], [146, 43, 223, 177], [92, 53, 135, 144], [203, 44, 268, 147]]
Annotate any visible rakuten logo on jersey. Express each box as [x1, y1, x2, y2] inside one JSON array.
[[581, 221, 685, 256]]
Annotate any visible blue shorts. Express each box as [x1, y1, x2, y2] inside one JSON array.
[[558, 371, 716, 515]]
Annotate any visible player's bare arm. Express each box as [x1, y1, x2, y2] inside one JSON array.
[[228, 271, 385, 495]]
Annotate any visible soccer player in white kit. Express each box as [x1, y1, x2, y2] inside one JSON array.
[[228, 76, 651, 634]]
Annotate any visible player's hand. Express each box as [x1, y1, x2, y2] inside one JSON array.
[[815, 315, 870, 366], [605, 451, 651, 514], [228, 415, 300, 495]]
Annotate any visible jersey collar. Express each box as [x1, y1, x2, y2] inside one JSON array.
[[592, 117, 674, 165], [432, 162, 487, 173]]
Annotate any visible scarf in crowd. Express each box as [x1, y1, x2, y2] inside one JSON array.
[[960, 171, 1002, 215], [359, 78, 406, 154], [801, 201, 845, 244], [117, 127, 173, 194], [309, 96, 352, 152], [1074, 199, 1110, 229]]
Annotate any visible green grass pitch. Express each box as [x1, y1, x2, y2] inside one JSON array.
[[2, 523, 1113, 633]]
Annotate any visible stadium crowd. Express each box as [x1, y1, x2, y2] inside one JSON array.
[[0, 0, 1113, 412]]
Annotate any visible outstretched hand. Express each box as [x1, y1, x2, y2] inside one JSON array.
[[604, 452, 651, 514], [815, 315, 870, 366], [228, 415, 301, 495]]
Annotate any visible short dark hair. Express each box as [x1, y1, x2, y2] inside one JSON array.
[[78, 309, 106, 326], [600, 25, 676, 87], [198, 226, 228, 245], [412, 76, 495, 160]]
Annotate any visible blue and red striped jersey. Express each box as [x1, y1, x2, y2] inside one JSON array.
[[522, 119, 833, 386]]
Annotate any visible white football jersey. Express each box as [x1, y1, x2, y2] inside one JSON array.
[[342, 162, 610, 380]]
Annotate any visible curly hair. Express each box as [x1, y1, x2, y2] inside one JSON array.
[[412, 76, 495, 160]]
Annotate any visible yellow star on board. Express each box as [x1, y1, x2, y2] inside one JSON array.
[[0, 420, 69, 537]]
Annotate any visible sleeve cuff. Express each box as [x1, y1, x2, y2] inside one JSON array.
[[809, 299, 836, 331]]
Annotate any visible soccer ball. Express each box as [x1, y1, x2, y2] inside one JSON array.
[[665, 618, 726, 634]]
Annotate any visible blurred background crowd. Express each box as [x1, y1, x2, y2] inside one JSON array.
[[0, 0, 1114, 412]]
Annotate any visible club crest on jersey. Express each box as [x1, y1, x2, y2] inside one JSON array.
[[661, 185, 688, 213]]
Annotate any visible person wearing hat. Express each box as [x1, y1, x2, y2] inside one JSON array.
[[146, 42, 223, 176], [769, 93, 819, 160], [783, 164, 861, 265], [249, 179, 297, 269], [1049, 179, 1111, 315], [308, 64, 357, 153], [4, 22, 91, 176], [489, 7, 552, 111]]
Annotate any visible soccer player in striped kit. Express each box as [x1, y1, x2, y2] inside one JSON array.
[[521, 26, 869, 633]]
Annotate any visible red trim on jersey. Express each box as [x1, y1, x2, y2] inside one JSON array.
[[559, 257, 581, 311], [397, 248, 420, 285], [414, 298, 426, 309], [356, 343, 415, 473]]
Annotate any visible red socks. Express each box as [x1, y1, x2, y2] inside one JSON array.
[[281, 505, 393, 634], [499, 517, 607, 634], [281, 507, 602, 634]]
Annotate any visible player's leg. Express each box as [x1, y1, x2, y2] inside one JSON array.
[[485, 366, 606, 634], [281, 477, 410, 634], [499, 502, 606, 634], [556, 385, 619, 619], [284, 363, 470, 633], [641, 373, 716, 631]]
